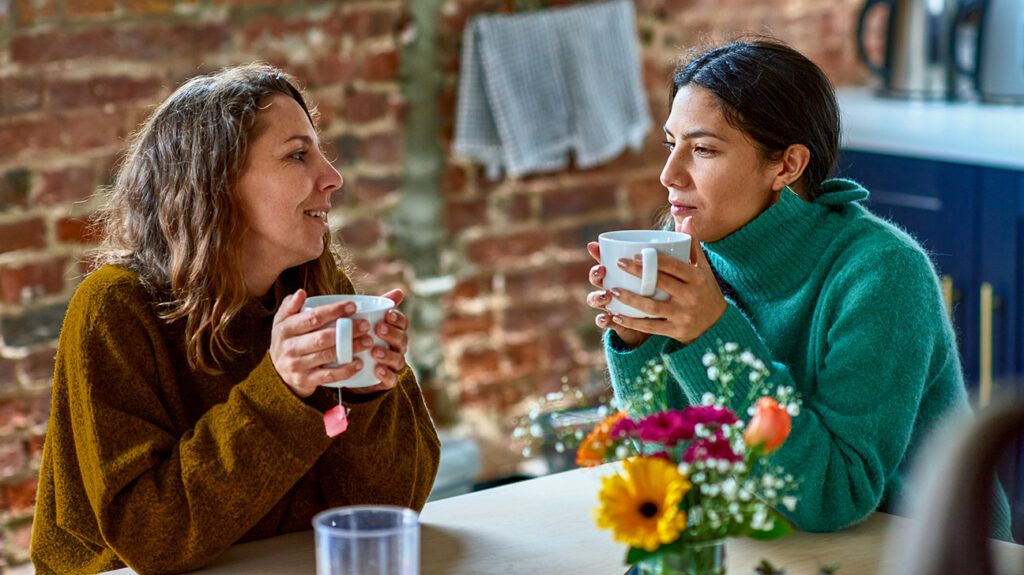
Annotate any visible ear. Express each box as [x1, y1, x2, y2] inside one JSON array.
[[771, 144, 811, 193]]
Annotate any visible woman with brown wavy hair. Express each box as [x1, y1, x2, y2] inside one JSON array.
[[30, 63, 440, 574]]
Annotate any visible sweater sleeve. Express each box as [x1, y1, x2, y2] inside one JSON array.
[[56, 277, 334, 574], [603, 331, 673, 414], [316, 367, 441, 511], [660, 247, 953, 532]]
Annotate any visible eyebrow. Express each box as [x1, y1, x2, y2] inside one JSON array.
[[662, 126, 724, 141], [283, 135, 315, 146]]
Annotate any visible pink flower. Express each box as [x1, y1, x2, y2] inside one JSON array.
[[609, 416, 639, 440], [635, 411, 694, 447], [683, 434, 742, 463], [681, 405, 739, 427]]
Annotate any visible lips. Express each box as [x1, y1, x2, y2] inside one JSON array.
[[669, 202, 697, 216]]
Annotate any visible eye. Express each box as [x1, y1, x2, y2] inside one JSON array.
[[693, 146, 717, 157], [289, 149, 307, 162], [661, 140, 675, 152]]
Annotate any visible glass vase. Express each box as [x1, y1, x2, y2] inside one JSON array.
[[635, 539, 726, 575]]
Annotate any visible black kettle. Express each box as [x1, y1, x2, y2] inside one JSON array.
[[856, 0, 960, 99]]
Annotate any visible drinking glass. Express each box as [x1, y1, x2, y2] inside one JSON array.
[[313, 506, 419, 575]]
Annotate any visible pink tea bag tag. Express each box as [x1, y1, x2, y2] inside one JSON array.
[[324, 403, 349, 437]]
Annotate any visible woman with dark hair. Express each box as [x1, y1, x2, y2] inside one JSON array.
[[586, 38, 1011, 537], [31, 64, 439, 573]]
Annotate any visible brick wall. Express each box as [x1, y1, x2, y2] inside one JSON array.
[[0, 0, 867, 568]]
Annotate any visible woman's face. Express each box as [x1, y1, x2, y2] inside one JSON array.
[[660, 85, 784, 242], [235, 94, 342, 292]]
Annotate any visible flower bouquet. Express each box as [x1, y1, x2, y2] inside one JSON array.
[[579, 342, 802, 575]]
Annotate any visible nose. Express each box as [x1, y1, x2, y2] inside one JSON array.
[[320, 155, 343, 194], [659, 151, 688, 192]]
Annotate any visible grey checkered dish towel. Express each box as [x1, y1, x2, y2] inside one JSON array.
[[453, 0, 652, 179]]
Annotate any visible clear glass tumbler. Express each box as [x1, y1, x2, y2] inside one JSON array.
[[313, 506, 420, 575]]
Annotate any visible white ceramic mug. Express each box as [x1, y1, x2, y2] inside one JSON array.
[[303, 295, 396, 388], [597, 230, 692, 318]]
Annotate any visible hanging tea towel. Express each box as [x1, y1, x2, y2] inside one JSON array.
[[454, 0, 651, 179]]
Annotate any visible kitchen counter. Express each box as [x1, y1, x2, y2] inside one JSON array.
[[838, 87, 1024, 171]]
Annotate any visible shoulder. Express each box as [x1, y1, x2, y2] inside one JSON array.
[[827, 207, 939, 288], [67, 265, 157, 331]]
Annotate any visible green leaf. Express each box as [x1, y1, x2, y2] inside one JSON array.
[[625, 545, 665, 565], [743, 508, 795, 541]]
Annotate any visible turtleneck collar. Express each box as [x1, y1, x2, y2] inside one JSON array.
[[704, 178, 869, 300]]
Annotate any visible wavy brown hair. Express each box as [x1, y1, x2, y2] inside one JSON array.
[[94, 63, 341, 373]]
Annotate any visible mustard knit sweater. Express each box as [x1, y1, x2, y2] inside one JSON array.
[[30, 265, 440, 574]]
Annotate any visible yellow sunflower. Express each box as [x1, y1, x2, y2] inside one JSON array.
[[594, 457, 691, 552]]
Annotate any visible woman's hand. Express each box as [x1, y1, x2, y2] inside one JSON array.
[[607, 217, 727, 345], [270, 290, 373, 398], [586, 242, 651, 348], [346, 288, 409, 395]]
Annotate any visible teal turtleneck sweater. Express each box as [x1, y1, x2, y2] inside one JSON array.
[[604, 179, 1012, 538]]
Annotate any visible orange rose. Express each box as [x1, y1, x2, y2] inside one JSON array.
[[743, 397, 791, 454], [576, 411, 628, 467]]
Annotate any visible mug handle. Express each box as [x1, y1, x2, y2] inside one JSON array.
[[335, 318, 353, 364], [639, 247, 658, 297]]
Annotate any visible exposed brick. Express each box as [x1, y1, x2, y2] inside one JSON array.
[[0, 116, 62, 158], [0, 357, 17, 395], [628, 178, 668, 212], [1, 479, 37, 514], [446, 275, 491, 303], [440, 312, 493, 340], [26, 394, 49, 429], [541, 183, 617, 218], [0, 76, 42, 115], [0, 399, 27, 434], [0, 219, 45, 254], [0, 170, 32, 212], [56, 215, 102, 244], [444, 198, 487, 234], [124, 0, 188, 14], [0, 440, 26, 480], [457, 347, 500, 383], [45, 76, 164, 110], [34, 166, 96, 206], [18, 348, 56, 386], [497, 193, 533, 222], [63, 111, 125, 153], [312, 54, 359, 86], [1, 302, 68, 348], [504, 301, 584, 334], [26, 434, 44, 465], [342, 8, 400, 39], [11, 23, 231, 64], [465, 231, 552, 265], [13, 0, 59, 26], [7, 520, 32, 560], [505, 340, 544, 378], [66, 0, 117, 18], [336, 218, 382, 250], [351, 176, 401, 204], [440, 164, 468, 198], [332, 134, 361, 168], [505, 260, 590, 295], [360, 48, 400, 82], [343, 90, 390, 124], [360, 132, 402, 164], [0, 257, 67, 304]]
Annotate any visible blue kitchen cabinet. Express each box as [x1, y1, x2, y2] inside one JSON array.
[[838, 149, 1024, 538]]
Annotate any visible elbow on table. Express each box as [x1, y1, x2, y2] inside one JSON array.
[[788, 495, 878, 533]]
